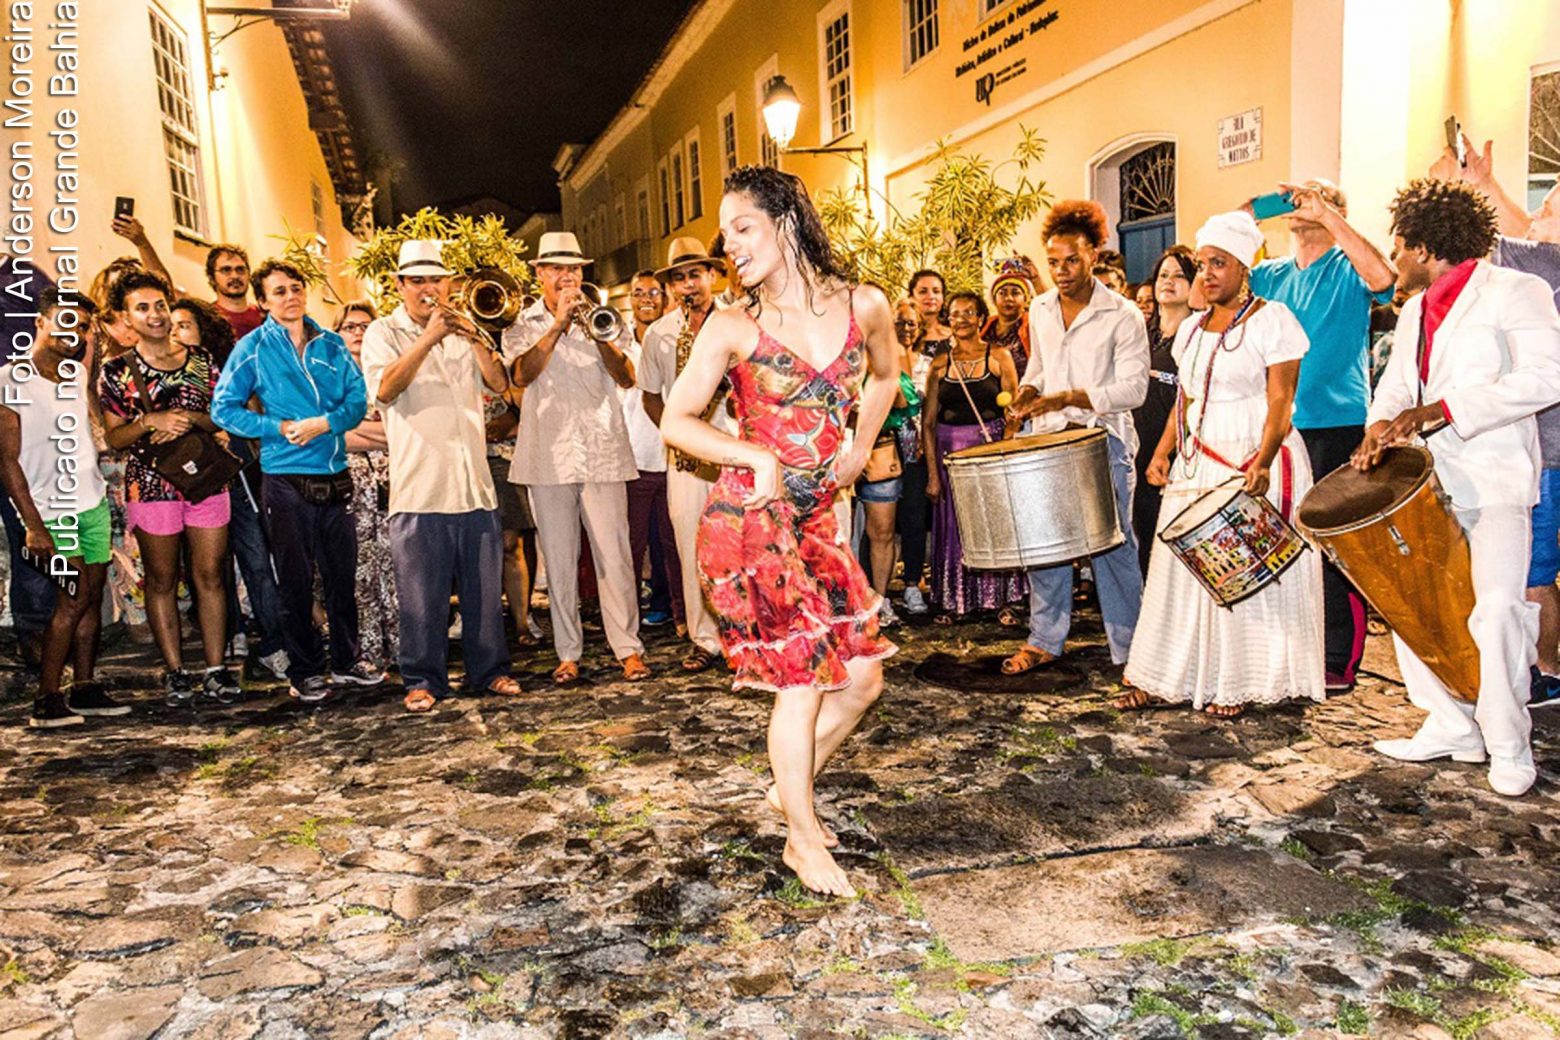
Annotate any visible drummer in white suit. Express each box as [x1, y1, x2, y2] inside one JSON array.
[[1122, 211, 1324, 717], [1356, 178, 1560, 797], [1004, 200, 1148, 675]]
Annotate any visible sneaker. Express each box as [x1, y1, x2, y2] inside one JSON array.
[[67, 682, 131, 717], [289, 675, 332, 703], [1488, 751, 1538, 797], [258, 649, 290, 681], [1530, 667, 1560, 709], [1325, 670, 1356, 694], [877, 599, 900, 628], [901, 586, 929, 615], [331, 660, 387, 686], [202, 668, 242, 705], [164, 669, 198, 708], [228, 632, 249, 661], [643, 609, 673, 627], [29, 695, 83, 728]]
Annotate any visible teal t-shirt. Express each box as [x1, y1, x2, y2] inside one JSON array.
[[1251, 247, 1393, 429]]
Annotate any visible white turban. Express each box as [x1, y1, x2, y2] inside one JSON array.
[[1195, 210, 1265, 269]]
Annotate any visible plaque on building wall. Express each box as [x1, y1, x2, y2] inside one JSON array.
[[1218, 108, 1263, 168]]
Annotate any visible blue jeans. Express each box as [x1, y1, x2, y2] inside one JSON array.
[[2, 493, 56, 635], [1026, 432, 1143, 663], [389, 509, 509, 696], [228, 468, 284, 656]]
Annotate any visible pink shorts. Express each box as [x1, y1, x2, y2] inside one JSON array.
[[126, 491, 231, 537]]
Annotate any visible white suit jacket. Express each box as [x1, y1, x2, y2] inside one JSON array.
[[1369, 261, 1560, 509]]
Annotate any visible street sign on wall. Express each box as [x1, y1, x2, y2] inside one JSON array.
[[1218, 107, 1263, 168]]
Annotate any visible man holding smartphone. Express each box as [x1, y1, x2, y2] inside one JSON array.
[[1246, 180, 1397, 694]]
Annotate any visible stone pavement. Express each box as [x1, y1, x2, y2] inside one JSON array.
[[0, 611, 1556, 1040]]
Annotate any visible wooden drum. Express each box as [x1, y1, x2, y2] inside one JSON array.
[[1296, 446, 1478, 701], [944, 427, 1123, 570]]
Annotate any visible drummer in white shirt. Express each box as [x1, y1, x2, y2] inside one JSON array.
[[1004, 200, 1150, 676]]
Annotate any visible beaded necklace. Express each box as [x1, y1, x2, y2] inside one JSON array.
[[1175, 294, 1257, 478]]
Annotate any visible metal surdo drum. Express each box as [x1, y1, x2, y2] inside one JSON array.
[[944, 427, 1123, 570], [1158, 479, 1309, 608], [1297, 445, 1478, 702]]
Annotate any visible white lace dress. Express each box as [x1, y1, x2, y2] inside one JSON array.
[[1124, 302, 1325, 708]]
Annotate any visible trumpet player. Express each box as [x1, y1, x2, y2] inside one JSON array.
[[640, 237, 728, 673], [502, 231, 652, 686], [361, 240, 521, 712]]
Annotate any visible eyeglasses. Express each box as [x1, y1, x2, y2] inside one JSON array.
[[893, 319, 919, 329], [631, 290, 664, 300], [339, 321, 370, 334]]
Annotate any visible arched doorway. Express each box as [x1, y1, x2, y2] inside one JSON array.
[[1089, 137, 1177, 284]]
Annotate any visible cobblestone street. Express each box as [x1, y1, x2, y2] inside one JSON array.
[[1, 611, 1557, 1040]]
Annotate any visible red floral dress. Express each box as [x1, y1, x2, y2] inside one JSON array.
[[697, 310, 897, 694]]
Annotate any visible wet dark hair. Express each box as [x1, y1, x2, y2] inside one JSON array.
[[908, 269, 945, 296], [107, 269, 172, 313], [631, 268, 658, 283], [250, 259, 309, 302], [1390, 178, 1498, 265], [1145, 245, 1198, 340], [946, 290, 989, 322], [205, 243, 250, 285], [1042, 199, 1110, 249], [39, 286, 97, 319], [171, 297, 236, 358], [722, 165, 847, 311]]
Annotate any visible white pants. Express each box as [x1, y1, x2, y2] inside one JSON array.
[[666, 466, 721, 654], [529, 482, 644, 663], [1393, 502, 1536, 760]]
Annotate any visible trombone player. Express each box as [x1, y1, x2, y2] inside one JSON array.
[[361, 240, 522, 712], [502, 231, 653, 686]]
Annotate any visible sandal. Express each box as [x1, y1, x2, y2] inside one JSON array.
[[997, 606, 1025, 628], [552, 660, 581, 686], [486, 676, 523, 697], [403, 688, 437, 714], [681, 646, 718, 673], [515, 629, 541, 648], [620, 653, 652, 682], [933, 613, 954, 626], [1204, 702, 1246, 720], [1002, 644, 1058, 675], [1112, 685, 1159, 711]]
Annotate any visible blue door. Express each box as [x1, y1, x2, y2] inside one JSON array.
[[1119, 215, 1176, 284]]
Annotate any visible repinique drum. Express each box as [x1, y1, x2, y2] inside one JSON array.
[[1297, 445, 1478, 701], [945, 427, 1123, 569], [1159, 479, 1309, 608]]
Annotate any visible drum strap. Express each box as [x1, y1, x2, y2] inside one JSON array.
[[1187, 437, 1296, 520]]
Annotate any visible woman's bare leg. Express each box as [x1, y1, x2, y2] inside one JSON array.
[[863, 501, 898, 594], [186, 524, 229, 669], [770, 684, 855, 897]]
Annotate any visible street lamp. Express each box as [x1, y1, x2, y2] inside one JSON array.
[[761, 73, 872, 219]]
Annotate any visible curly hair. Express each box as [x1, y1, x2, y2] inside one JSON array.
[[249, 258, 309, 303], [1390, 178, 1498, 265], [1041, 199, 1109, 249], [107, 269, 171, 313], [204, 243, 250, 284], [723, 165, 847, 305], [170, 297, 236, 359]]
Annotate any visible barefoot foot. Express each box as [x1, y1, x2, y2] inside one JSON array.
[[783, 838, 857, 898], [766, 784, 838, 847]]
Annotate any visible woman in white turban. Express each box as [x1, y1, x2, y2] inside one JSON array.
[[1120, 210, 1325, 718]]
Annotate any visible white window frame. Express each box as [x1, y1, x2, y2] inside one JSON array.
[[670, 147, 686, 227], [817, 1, 854, 143], [685, 128, 705, 221], [903, 0, 940, 71], [978, 0, 1009, 18], [614, 193, 628, 247], [716, 92, 739, 177], [148, 3, 207, 237], [636, 176, 652, 242], [754, 55, 780, 167], [657, 158, 672, 236]]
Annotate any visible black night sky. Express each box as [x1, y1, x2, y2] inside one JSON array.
[[319, 0, 696, 217]]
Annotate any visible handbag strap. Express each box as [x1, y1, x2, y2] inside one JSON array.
[[125, 351, 175, 421]]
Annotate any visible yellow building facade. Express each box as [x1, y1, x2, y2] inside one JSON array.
[[562, 0, 1560, 291], [4, 0, 363, 310]]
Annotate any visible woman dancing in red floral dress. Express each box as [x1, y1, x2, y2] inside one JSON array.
[[661, 167, 902, 897]]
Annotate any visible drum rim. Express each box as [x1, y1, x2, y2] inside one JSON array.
[[1158, 477, 1245, 541], [1296, 446, 1435, 537], [946, 426, 1105, 462]]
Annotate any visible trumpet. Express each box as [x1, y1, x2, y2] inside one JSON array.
[[569, 282, 625, 343], [419, 293, 505, 362], [448, 266, 524, 330]]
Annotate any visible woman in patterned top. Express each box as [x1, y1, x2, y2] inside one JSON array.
[[660, 166, 902, 899], [99, 271, 239, 706]]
